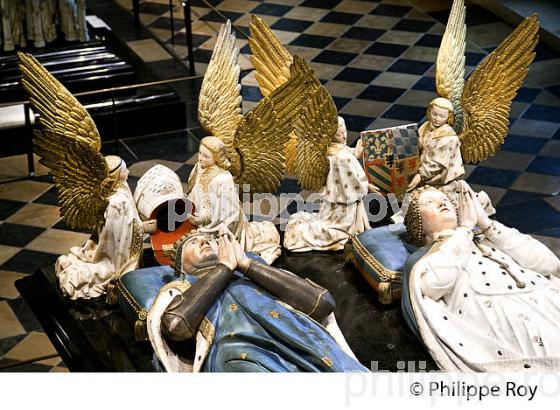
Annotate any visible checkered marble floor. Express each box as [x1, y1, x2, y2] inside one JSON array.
[[0, 0, 559, 371]]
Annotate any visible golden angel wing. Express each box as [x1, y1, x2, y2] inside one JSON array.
[[294, 86, 338, 192], [460, 14, 539, 163], [285, 57, 321, 175], [18, 52, 101, 150], [198, 20, 243, 150], [435, 0, 466, 133], [231, 57, 315, 193], [249, 14, 293, 97], [18, 52, 112, 230], [33, 129, 111, 229]]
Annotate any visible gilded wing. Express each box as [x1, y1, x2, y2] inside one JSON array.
[[18, 52, 101, 150], [460, 14, 539, 163], [33, 129, 111, 229], [249, 14, 293, 97], [294, 86, 338, 192], [231, 57, 315, 193], [198, 20, 243, 151], [285, 57, 321, 175], [18, 52, 112, 230], [435, 0, 466, 133]]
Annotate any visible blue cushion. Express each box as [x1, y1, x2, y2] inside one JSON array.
[[347, 223, 417, 304], [120, 265, 178, 312]]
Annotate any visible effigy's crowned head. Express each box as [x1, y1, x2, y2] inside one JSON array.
[[199, 136, 231, 170], [171, 230, 219, 274], [427, 97, 455, 128], [332, 116, 347, 144], [404, 186, 458, 246]]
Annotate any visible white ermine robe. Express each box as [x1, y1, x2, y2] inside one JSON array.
[[409, 222, 560, 371], [284, 144, 370, 252]]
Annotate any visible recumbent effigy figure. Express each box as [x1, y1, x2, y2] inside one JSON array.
[[407, 0, 540, 218], [18, 52, 155, 299], [146, 229, 367, 372], [402, 186, 560, 371], [246, 16, 374, 252]]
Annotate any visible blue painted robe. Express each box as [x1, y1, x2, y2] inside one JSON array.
[[203, 279, 366, 372]]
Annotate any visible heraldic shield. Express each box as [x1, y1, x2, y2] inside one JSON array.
[[361, 123, 420, 201]]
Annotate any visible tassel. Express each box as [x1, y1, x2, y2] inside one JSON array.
[[134, 320, 148, 342], [106, 282, 118, 305], [343, 241, 354, 263], [377, 282, 394, 305]]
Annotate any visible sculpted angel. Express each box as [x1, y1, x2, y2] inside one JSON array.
[[407, 0, 539, 216], [186, 21, 314, 263], [248, 15, 372, 252], [18, 53, 156, 300], [283, 110, 371, 252]]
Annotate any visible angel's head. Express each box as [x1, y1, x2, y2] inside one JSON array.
[[105, 155, 128, 182], [427, 97, 454, 128], [404, 186, 458, 246], [332, 116, 347, 144], [199, 136, 231, 170]]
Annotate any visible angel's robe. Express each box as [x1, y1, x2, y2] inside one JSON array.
[[284, 144, 370, 252], [417, 122, 495, 215], [55, 183, 144, 300], [403, 222, 560, 371], [186, 164, 281, 264]]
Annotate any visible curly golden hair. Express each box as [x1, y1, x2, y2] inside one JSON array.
[[200, 136, 231, 170], [427, 97, 455, 127]]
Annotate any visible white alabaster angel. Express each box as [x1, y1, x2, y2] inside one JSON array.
[[18, 52, 155, 299], [407, 0, 539, 216], [187, 20, 314, 263], [248, 16, 373, 252], [283, 112, 371, 252]]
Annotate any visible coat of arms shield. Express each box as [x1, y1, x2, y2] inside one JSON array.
[[361, 123, 420, 200]]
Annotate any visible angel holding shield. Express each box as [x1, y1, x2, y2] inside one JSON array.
[[407, 0, 539, 216], [247, 16, 373, 252]]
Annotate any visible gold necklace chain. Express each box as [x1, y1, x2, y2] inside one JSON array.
[[473, 239, 526, 289]]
